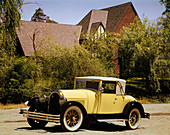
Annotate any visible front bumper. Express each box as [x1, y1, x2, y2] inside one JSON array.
[[143, 112, 150, 119], [20, 108, 60, 123]]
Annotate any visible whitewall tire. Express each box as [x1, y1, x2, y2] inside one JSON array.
[[61, 105, 83, 131], [125, 108, 141, 130]]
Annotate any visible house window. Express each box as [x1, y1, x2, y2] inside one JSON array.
[[94, 25, 106, 39]]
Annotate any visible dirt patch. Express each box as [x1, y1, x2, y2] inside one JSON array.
[[151, 113, 170, 116], [0, 103, 27, 110]]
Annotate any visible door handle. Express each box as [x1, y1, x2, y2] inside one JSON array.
[[113, 98, 117, 104]]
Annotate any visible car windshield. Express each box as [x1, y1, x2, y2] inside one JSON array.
[[75, 80, 99, 91]]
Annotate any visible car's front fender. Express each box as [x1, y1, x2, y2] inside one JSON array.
[[27, 97, 40, 106]]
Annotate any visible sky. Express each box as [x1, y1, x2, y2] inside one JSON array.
[[21, 0, 165, 25]]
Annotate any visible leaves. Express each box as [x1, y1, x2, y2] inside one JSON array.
[[0, 0, 23, 56], [118, 16, 169, 95], [37, 43, 107, 89], [81, 32, 120, 74], [31, 8, 58, 23]]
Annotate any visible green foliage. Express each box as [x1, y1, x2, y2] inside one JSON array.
[[160, 0, 170, 15], [31, 8, 58, 23], [118, 17, 169, 95], [0, 0, 169, 104], [37, 44, 107, 89], [0, 56, 41, 104], [81, 32, 120, 75], [0, 0, 23, 56]]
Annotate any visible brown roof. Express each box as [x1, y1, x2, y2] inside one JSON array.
[[103, 2, 137, 32], [77, 9, 108, 35], [77, 2, 137, 34], [17, 21, 82, 56]]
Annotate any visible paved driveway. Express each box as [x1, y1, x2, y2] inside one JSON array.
[[0, 104, 170, 135]]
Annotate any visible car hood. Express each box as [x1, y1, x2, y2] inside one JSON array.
[[60, 89, 96, 100], [60, 89, 96, 109]]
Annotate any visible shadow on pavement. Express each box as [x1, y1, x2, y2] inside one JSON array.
[[88, 122, 127, 132], [16, 122, 127, 133]]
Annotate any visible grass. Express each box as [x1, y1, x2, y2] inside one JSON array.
[[137, 96, 170, 104], [136, 97, 153, 104], [0, 103, 27, 110]]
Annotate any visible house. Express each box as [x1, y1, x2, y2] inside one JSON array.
[[77, 2, 138, 73], [78, 2, 138, 40], [16, 2, 138, 73]]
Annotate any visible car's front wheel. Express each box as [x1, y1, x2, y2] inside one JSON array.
[[125, 108, 141, 130], [27, 106, 48, 129], [60, 105, 83, 131]]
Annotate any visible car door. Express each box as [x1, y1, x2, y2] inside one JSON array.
[[97, 81, 117, 114]]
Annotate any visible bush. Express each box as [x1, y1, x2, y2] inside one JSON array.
[[0, 57, 40, 104], [38, 45, 109, 89]]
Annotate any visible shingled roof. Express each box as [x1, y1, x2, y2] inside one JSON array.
[[78, 9, 108, 35], [77, 2, 138, 35], [103, 2, 137, 32], [17, 21, 82, 56]]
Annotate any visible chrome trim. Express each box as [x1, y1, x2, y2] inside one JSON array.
[[23, 111, 60, 123]]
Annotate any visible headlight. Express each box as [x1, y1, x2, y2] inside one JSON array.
[[24, 101, 29, 105], [58, 90, 66, 101], [39, 95, 47, 103]]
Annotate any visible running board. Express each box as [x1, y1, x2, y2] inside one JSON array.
[[98, 119, 128, 122]]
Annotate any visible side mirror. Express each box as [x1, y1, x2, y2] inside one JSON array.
[[100, 87, 104, 93], [95, 87, 104, 96]]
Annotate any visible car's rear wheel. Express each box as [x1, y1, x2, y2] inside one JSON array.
[[60, 105, 83, 131], [27, 106, 48, 129], [125, 108, 141, 130]]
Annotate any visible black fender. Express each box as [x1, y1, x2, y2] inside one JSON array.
[[27, 97, 40, 106], [60, 101, 88, 126], [60, 101, 87, 116], [123, 101, 145, 118]]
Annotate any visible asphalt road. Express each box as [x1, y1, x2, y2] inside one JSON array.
[[0, 104, 170, 135]]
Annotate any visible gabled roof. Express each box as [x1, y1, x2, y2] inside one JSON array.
[[102, 2, 137, 32], [17, 21, 82, 56], [77, 9, 108, 35], [77, 2, 138, 35]]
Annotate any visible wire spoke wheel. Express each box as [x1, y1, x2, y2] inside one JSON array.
[[126, 108, 141, 130], [66, 110, 79, 127], [61, 105, 83, 131]]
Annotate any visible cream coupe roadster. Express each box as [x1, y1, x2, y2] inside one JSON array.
[[20, 76, 150, 131]]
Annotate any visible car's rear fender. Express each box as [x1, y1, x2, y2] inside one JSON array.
[[123, 101, 145, 118]]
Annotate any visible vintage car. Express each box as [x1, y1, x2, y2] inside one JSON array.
[[20, 76, 150, 131]]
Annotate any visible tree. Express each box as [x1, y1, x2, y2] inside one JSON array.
[[0, 0, 23, 56], [37, 42, 108, 89], [81, 32, 120, 75], [160, 0, 170, 15], [118, 17, 169, 95], [31, 8, 58, 23]]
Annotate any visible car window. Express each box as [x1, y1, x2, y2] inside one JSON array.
[[75, 80, 99, 91], [102, 81, 116, 93]]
